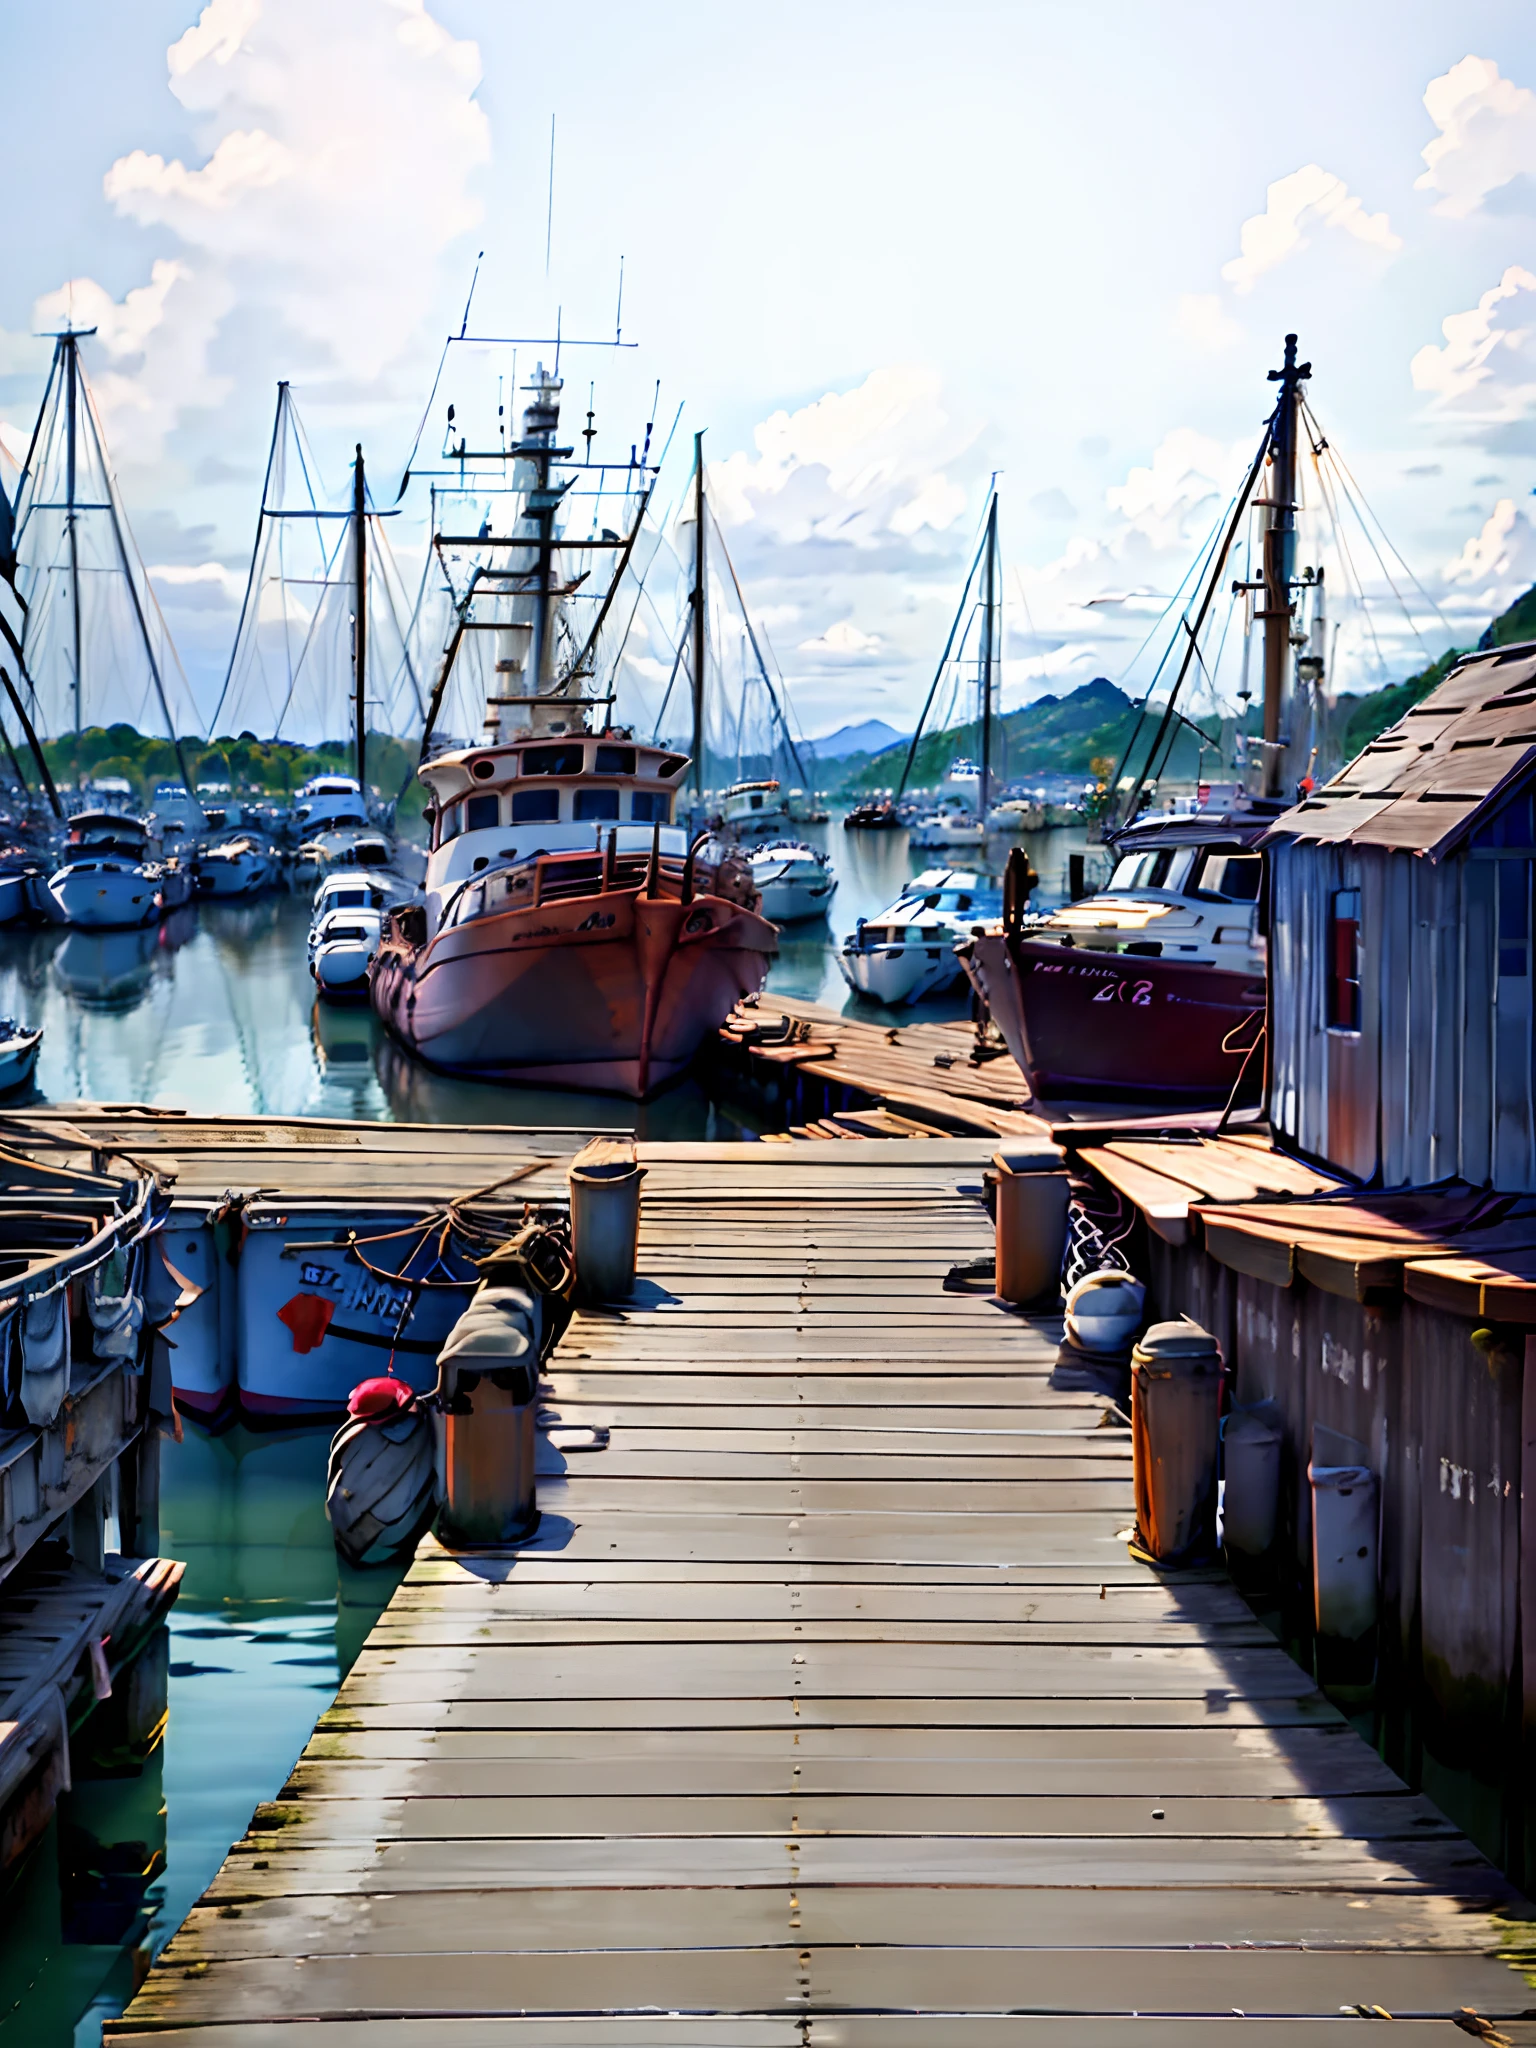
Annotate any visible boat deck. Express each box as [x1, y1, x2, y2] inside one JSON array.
[[111, 1140, 1536, 2042]]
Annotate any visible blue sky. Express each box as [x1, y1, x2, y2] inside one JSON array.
[[2, 0, 1534, 740]]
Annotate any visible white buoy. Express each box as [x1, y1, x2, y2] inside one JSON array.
[[1309, 1423, 1378, 1641]]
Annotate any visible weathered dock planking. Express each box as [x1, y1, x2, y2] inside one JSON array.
[[111, 1139, 1536, 2041]]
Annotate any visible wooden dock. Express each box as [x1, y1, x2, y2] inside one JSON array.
[[111, 1140, 1536, 2041]]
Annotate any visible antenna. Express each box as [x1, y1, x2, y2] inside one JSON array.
[[459, 252, 483, 339], [544, 115, 556, 278], [615, 255, 624, 345]]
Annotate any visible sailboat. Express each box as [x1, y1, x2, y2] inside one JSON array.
[[5, 329, 203, 927], [961, 334, 1321, 1106], [370, 365, 777, 1096], [215, 384, 421, 888]]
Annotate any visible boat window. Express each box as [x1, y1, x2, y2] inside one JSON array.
[[1108, 849, 1174, 892], [749, 793, 763, 810], [1190, 850, 1261, 902], [574, 787, 621, 822], [594, 745, 636, 775], [632, 790, 669, 822], [1327, 887, 1362, 1030], [439, 802, 463, 845], [334, 889, 366, 907], [521, 743, 586, 776], [464, 793, 499, 831], [511, 788, 560, 823]]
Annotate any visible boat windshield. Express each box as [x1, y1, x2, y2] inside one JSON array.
[[1187, 849, 1262, 902], [1108, 848, 1196, 893]]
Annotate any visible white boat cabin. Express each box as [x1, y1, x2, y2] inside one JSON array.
[[419, 735, 691, 929]]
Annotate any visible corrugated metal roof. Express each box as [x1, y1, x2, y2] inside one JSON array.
[[1264, 638, 1536, 858]]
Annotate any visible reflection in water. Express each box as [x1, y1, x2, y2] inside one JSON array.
[[0, 1421, 391, 2046]]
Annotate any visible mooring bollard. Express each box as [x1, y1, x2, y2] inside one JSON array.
[[569, 1136, 645, 1305], [991, 1140, 1069, 1305], [1131, 1318, 1223, 1563], [434, 1285, 541, 1547], [1309, 1423, 1378, 1643]]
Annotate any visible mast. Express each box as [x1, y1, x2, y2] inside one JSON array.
[[978, 492, 998, 816], [691, 431, 706, 800], [64, 333, 82, 752], [353, 443, 367, 792], [1260, 331, 1310, 800]]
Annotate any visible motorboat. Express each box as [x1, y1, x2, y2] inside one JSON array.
[[839, 866, 1001, 1005], [746, 840, 836, 923], [961, 803, 1272, 1104], [0, 849, 50, 924], [294, 824, 393, 887], [311, 869, 409, 919], [47, 812, 161, 928], [844, 800, 904, 831], [370, 366, 778, 1097], [0, 1019, 42, 1094], [292, 774, 369, 837], [719, 778, 793, 838], [309, 905, 383, 1000], [909, 801, 987, 850], [195, 831, 281, 898]]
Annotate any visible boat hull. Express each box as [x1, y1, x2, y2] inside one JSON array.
[[964, 928, 1265, 1105], [0, 1031, 42, 1094], [839, 942, 963, 1005], [372, 884, 776, 1096], [48, 863, 159, 928]]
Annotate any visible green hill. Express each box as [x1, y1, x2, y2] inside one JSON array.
[[1335, 581, 1536, 758]]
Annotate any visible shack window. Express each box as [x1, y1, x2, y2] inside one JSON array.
[[1499, 861, 1530, 978], [464, 793, 499, 832], [574, 787, 620, 822], [511, 789, 560, 824], [632, 790, 669, 822], [521, 744, 585, 776], [1328, 888, 1361, 1030]]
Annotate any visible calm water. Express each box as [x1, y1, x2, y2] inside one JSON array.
[[0, 816, 1094, 2044]]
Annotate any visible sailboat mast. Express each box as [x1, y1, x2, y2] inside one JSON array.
[[979, 492, 997, 816], [1260, 331, 1309, 800], [691, 431, 706, 801], [64, 334, 82, 750], [353, 444, 367, 793]]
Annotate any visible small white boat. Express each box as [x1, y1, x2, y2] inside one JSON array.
[[293, 774, 369, 837], [719, 778, 793, 839], [0, 1019, 42, 1094], [48, 812, 161, 928], [909, 802, 987, 850], [839, 867, 1001, 1005], [196, 832, 280, 898], [986, 797, 1047, 833], [748, 840, 836, 923], [310, 906, 384, 1000]]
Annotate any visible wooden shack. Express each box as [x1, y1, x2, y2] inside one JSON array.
[[1265, 638, 1536, 1187]]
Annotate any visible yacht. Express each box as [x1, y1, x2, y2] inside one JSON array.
[[294, 774, 369, 836], [719, 778, 793, 838], [839, 867, 1000, 1005], [310, 904, 383, 1000], [195, 830, 281, 898], [746, 840, 836, 923], [370, 366, 777, 1095], [47, 813, 162, 928]]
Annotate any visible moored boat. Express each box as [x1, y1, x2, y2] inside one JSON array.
[[747, 839, 836, 923], [0, 1018, 42, 1093], [47, 812, 161, 928], [839, 866, 999, 1005]]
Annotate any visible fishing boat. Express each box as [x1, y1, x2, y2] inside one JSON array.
[[839, 867, 1000, 1005], [962, 334, 1323, 1106], [720, 777, 792, 838], [371, 366, 776, 1095], [746, 839, 836, 923]]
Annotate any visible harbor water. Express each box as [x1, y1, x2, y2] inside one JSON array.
[[0, 816, 1090, 2044]]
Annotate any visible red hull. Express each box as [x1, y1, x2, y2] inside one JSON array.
[[372, 882, 776, 1098], [966, 928, 1265, 1106]]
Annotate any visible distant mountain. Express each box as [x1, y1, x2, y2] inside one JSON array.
[[1334, 580, 1536, 760], [807, 718, 908, 760], [839, 677, 1149, 793]]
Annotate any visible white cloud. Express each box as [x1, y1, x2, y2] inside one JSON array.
[[797, 619, 881, 661], [148, 559, 245, 608], [1221, 163, 1400, 294], [1174, 293, 1241, 350], [1410, 266, 1536, 426], [4, 0, 489, 478], [1103, 428, 1237, 553], [1441, 497, 1536, 611], [709, 365, 973, 551], [1418, 56, 1536, 218]]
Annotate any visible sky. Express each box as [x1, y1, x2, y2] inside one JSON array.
[[1, 0, 1535, 744]]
